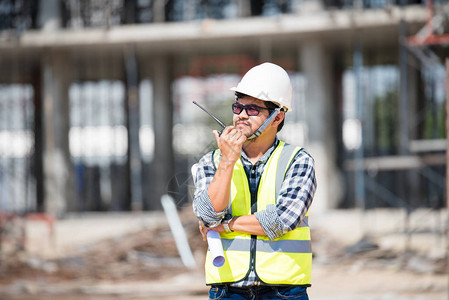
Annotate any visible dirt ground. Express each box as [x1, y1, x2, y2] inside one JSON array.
[[0, 260, 446, 300], [0, 208, 447, 300]]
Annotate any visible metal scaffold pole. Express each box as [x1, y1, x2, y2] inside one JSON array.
[[353, 42, 365, 213], [445, 58, 449, 300]]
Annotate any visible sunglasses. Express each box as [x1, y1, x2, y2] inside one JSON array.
[[232, 102, 271, 116]]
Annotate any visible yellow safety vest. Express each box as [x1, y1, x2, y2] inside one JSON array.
[[205, 141, 312, 286]]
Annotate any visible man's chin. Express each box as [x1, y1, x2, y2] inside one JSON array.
[[236, 124, 249, 132], [241, 130, 253, 138]]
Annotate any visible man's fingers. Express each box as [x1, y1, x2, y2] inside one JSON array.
[[213, 130, 221, 146], [198, 222, 209, 241], [237, 133, 247, 144], [228, 129, 241, 141], [221, 126, 233, 136], [222, 127, 245, 145], [215, 126, 245, 164]]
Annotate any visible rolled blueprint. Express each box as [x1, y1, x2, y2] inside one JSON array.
[[207, 230, 225, 267]]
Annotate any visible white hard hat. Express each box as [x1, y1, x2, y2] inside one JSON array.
[[231, 62, 293, 111]]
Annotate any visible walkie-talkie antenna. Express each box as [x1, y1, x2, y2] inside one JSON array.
[[192, 101, 226, 129]]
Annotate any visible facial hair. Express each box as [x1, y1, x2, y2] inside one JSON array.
[[235, 119, 261, 143]]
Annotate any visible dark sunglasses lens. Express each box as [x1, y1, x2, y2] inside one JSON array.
[[232, 103, 243, 114], [245, 105, 260, 116]]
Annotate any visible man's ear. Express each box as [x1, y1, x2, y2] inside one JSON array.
[[272, 111, 285, 126]]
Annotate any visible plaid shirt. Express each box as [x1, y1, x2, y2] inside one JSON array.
[[192, 138, 317, 287]]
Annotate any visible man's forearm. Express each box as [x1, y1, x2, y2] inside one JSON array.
[[229, 215, 266, 236], [207, 158, 235, 212]]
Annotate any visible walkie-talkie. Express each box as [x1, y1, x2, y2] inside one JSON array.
[[192, 101, 226, 135]]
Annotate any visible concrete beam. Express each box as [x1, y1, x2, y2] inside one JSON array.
[[0, 6, 427, 52], [344, 154, 446, 171]]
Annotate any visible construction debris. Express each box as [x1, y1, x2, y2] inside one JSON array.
[[0, 206, 206, 285]]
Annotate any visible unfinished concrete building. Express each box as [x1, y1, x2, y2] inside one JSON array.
[[0, 0, 447, 220]]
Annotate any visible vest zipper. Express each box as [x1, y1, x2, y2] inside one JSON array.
[[247, 156, 269, 282], [249, 165, 258, 278]]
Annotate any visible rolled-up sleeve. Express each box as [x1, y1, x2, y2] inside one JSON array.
[[277, 150, 317, 233], [255, 204, 283, 240], [192, 151, 227, 227]]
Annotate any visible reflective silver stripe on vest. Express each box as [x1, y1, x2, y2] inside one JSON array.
[[221, 237, 311, 253], [275, 144, 299, 201], [256, 239, 312, 254], [219, 216, 308, 251], [221, 238, 251, 251]]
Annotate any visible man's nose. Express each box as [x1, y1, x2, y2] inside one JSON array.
[[238, 108, 249, 118]]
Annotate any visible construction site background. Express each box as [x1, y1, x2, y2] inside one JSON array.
[[0, 207, 447, 299], [1, 0, 449, 299]]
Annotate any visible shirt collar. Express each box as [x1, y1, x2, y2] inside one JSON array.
[[240, 137, 280, 165]]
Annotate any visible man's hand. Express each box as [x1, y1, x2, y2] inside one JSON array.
[[199, 221, 224, 241], [213, 126, 246, 166], [208, 127, 246, 213]]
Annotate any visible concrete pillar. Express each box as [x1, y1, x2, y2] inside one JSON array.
[[300, 41, 343, 213], [153, 0, 166, 23], [150, 55, 174, 210], [42, 51, 74, 216], [259, 39, 272, 62], [38, 0, 61, 31], [124, 48, 143, 211], [237, 0, 251, 17]]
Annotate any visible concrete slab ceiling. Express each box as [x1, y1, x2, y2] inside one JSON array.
[[0, 5, 427, 55]]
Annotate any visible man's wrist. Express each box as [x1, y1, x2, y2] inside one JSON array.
[[199, 216, 222, 228], [222, 217, 234, 233], [229, 216, 237, 232]]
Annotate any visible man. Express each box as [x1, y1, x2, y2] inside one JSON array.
[[192, 62, 317, 300]]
